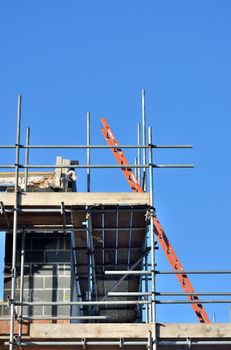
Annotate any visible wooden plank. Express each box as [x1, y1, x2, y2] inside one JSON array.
[[30, 323, 151, 339], [30, 323, 231, 339], [158, 323, 231, 338], [0, 192, 150, 207]]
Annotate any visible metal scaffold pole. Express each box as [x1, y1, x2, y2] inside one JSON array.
[[9, 95, 22, 350], [24, 127, 30, 192], [148, 126, 156, 349], [18, 231, 25, 340], [142, 89, 147, 191], [137, 122, 141, 184], [87, 112, 91, 192]]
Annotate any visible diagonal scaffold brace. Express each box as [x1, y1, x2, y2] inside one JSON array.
[[100, 117, 210, 324]]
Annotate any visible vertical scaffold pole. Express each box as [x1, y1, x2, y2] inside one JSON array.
[[142, 89, 147, 191], [87, 112, 91, 192], [86, 210, 92, 316], [24, 127, 30, 192], [148, 126, 156, 349], [86, 112, 91, 301], [134, 157, 138, 180], [145, 240, 149, 323], [137, 122, 141, 184], [18, 231, 25, 340], [9, 95, 22, 350]]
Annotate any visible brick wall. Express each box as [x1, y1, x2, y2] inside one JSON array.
[[2, 231, 72, 319]]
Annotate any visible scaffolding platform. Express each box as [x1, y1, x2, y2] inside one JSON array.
[[0, 191, 150, 323], [0, 192, 149, 228], [1, 95, 229, 349], [1, 323, 231, 349]]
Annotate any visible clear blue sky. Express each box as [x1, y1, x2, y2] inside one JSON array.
[[0, 0, 231, 323]]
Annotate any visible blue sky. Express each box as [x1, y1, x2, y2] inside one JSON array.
[[0, 0, 231, 323]]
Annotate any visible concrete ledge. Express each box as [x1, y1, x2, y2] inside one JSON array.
[[30, 323, 231, 339], [0, 192, 150, 207]]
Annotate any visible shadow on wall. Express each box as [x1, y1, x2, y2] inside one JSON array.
[[3, 232, 73, 319], [0, 233, 5, 300]]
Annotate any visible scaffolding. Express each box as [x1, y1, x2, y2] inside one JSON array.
[[0, 93, 231, 350]]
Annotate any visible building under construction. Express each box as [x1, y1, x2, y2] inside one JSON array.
[[0, 94, 231, 349]]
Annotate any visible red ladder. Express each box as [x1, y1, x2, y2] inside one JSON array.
[[100, 117, 210, 324]]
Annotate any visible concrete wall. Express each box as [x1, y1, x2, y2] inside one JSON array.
[[2, 231, 72, 318]]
